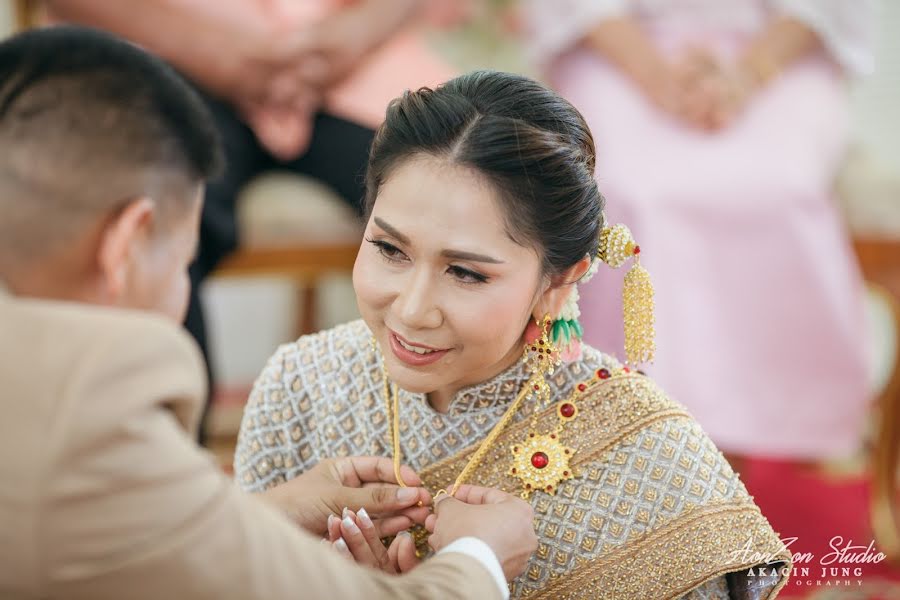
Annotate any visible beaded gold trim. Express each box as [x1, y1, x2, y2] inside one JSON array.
[[418, 375, 790, 599], [524, 502, 792, 600], [419, 375, 691, 491]]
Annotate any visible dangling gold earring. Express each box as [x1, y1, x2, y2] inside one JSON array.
[[523, 314, 560, 407], [598, 223, 656, 364]]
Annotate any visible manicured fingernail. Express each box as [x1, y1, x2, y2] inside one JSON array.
[[334, 538, 349, 554], [397, 530, 412, 539], [342, 516, 360, 535], [397, 488, 418, 502], [342, 507, 350, 519], [327, 514, 336, 529], [357, 508, 372, 528]]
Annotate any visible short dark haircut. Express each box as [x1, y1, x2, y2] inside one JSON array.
[[365, 70, 604, 279], [0, 26, 222, 259]]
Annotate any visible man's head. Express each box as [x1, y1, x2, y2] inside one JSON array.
[[0, 26, 222, 321]]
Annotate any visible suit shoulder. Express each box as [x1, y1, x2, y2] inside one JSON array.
[[22, 302, 207, 433]]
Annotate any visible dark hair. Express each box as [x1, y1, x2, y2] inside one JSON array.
[[0, 26, 223, 260], [365, 70, 604, 278], [0, 25, 222, 180]]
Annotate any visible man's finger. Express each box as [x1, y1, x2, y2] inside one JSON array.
[[373, 515, 413, 538], [338, 456, 423, 487], [340, 484, 427, 514], [432, 495, 462, 516], [359, 483, 433, 507], [449, 485, 510, 506], [396, 504, 430, 523]]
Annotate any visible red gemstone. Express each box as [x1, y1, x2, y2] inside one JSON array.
[[512, 468, 517, 474], [560, 403, 576, 418], [563, 471, 569, 476], [546, 485, 553, 492], [533, 384, 540, 391], [597, 368, 611, 379], [623, 366, 631, 373], [550, 433, 557, 439], [576, 383, 587, 393], [633, 245, 641, 255], [531, 452, 549, 469]]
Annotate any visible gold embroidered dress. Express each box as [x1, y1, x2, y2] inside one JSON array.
[[235, 320, 791, 599]]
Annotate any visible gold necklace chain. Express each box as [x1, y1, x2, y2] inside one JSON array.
[[382, 373, 407, 488], [382, 362, 538, 498]]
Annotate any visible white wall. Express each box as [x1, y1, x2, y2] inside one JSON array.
[[850, 1, 900, 169], [1, 2, 13, 37]]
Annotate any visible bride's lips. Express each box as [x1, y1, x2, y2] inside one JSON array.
[[388, 330, 450, 367]]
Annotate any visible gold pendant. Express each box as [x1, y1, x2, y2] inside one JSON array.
[[509, 431, 575, 498]]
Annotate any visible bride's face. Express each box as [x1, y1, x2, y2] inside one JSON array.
[[353, 154, 544, 397]]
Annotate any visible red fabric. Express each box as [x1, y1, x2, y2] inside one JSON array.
[[741, 458, 900, 598]]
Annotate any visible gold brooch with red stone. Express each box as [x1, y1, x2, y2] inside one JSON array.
[[508, 363, 633, 498]]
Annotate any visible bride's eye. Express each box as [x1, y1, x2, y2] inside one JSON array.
[[366, 238, 407, 263], [447, 265, 489, 284]]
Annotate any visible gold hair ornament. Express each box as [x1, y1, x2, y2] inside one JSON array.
[[597, 223, 655, 364]]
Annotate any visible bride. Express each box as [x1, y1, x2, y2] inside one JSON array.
[[234, 70, 791, 599]]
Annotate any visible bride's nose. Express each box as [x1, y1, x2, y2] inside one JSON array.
[[393, 267, 442, 330]]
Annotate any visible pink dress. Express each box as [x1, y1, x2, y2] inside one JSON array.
[[524, 0, 873, 459]]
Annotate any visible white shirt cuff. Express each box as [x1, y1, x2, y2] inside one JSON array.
[[438, 537, 509, 599]]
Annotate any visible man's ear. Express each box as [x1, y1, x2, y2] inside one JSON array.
[[97, 197, 155, 301], [532, 254, 592, 321]]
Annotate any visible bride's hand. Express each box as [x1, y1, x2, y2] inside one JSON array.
[[327, 508, 420, 573], [258, 456, 432, 537]]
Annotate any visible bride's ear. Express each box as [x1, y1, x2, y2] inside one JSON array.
[[533, 255, 591, 321]]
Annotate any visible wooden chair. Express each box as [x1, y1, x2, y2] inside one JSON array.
[[13, 0, 41, 30]]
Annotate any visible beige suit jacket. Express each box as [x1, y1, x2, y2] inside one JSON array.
[[0, 289, 501, 599]]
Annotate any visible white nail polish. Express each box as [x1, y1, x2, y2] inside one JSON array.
[[334, 538, 349, 553], [342, 507, 350, 519], [342, 516, 360, 534], [357, 508, 371, 525]]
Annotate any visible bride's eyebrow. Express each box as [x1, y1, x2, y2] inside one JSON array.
[[373, 216, 504, 264], [373, 217, 409, 244], [441, 249, 504, 264]]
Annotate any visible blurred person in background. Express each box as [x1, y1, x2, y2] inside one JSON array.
[[43, 0, 461, 441], [524, 0, 874, 466]]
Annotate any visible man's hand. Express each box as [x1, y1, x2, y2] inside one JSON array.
[[426, 485, 537, 581], [259, 456, 431, 537]]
